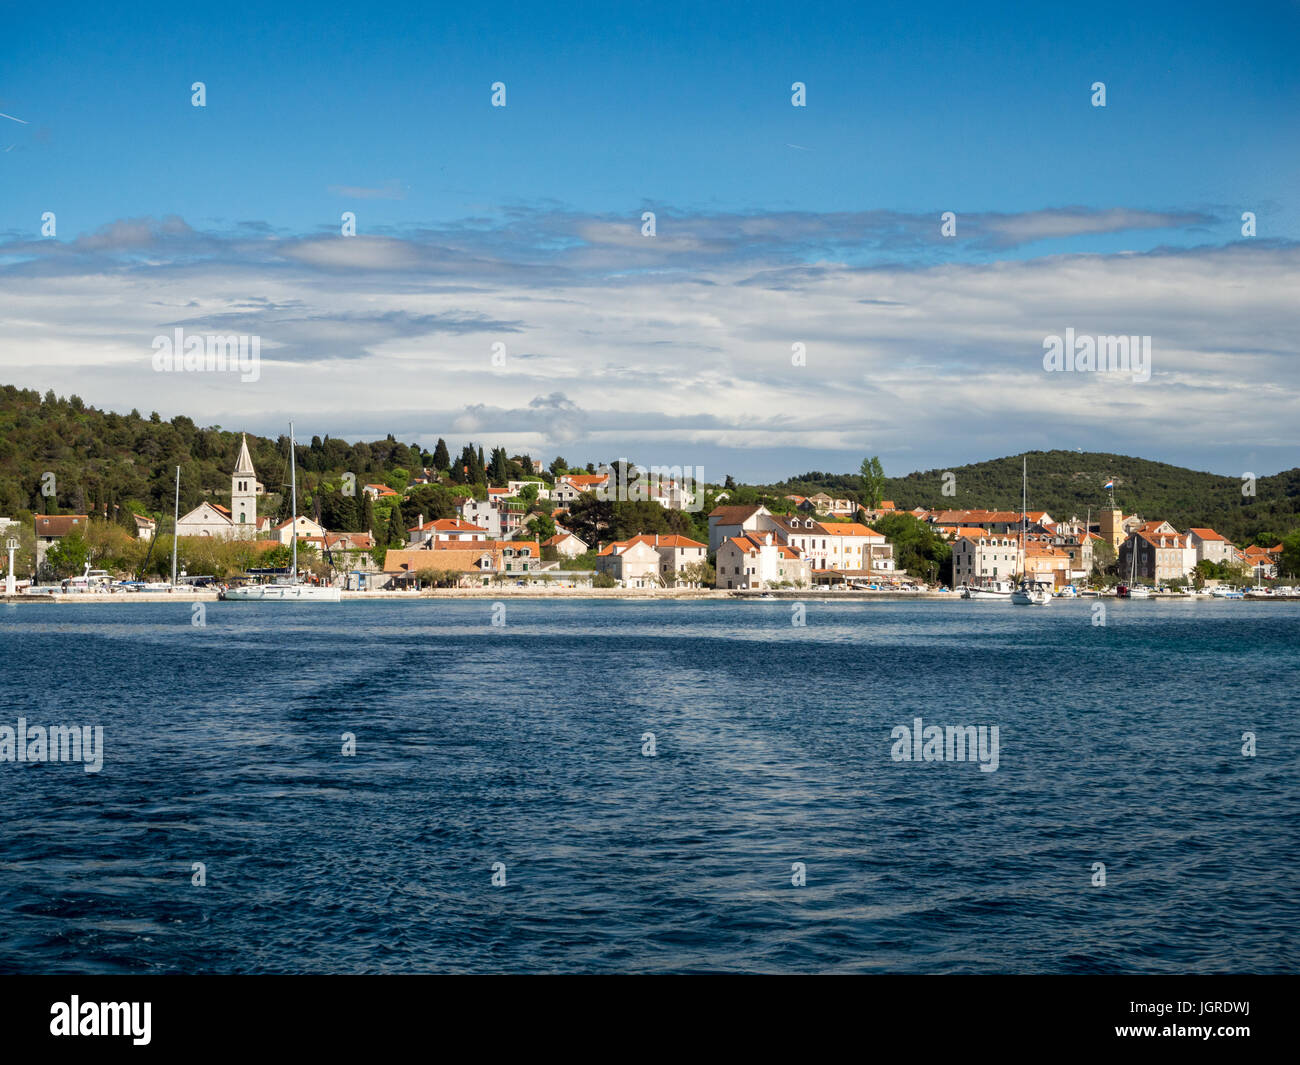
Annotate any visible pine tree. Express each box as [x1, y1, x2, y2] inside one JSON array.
[[433, 438, 450, 471]]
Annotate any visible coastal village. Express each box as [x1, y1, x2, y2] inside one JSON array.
[[2, 431, 1291, 598]]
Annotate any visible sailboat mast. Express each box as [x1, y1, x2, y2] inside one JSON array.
[[1020, 456, 1026, 580], [171, 465, 180, 588], [289, 422, 298, 584]]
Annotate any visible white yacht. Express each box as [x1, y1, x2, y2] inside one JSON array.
[[1012, 580, 1053, 605], [226, 581, 340, 601], [960, 580, 1014, 600], [224, 421, 341, 603]]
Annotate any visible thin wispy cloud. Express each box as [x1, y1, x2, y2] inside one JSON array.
[[327, 180, 406, 200]]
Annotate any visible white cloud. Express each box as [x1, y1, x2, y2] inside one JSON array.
[[0, 214, 1294, 477]]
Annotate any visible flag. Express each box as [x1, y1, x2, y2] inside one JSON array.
[[1103, 480, 1115, 490]]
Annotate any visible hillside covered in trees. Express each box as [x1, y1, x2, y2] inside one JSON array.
[[3, 386, 1295, 552], [0, 385, 435, 521], [781, 450, 1299, 546]]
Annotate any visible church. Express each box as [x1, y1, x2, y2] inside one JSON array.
[[175, 434, 271, 539]]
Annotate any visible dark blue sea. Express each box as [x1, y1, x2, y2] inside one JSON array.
[[1, 598, 1296, 974]]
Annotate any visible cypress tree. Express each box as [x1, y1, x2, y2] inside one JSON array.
[[489, 447, 509, 486], [386, 506, 405, 546]]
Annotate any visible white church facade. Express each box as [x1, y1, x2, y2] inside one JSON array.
[[175, 435, 268, 539]]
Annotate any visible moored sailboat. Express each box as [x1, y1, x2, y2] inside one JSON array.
[[1011, 457, 1051, 606], [223, 422, 341, 602], [961, 580, 1014, 600], [1116, 520, 1151, 599]]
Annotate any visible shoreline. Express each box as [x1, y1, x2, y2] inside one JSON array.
[[4, 589, 1296, 604]]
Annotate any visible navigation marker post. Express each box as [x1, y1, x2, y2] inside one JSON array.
[[5, 537, 18, 595]]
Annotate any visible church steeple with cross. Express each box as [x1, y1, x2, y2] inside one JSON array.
[[231, 434, 261, 534]]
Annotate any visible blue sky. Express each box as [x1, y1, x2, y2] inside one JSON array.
[[2, 0, 1298, 482]]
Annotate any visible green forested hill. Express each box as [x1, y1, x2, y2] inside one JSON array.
[[3, 386, 1296, 548], [784, 450, 1299, 545], [0, 385, 426, 519]]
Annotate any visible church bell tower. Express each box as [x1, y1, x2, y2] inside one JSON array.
[[231, 434, 260, 536]]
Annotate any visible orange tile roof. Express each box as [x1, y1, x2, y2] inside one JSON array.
[[626, 533, 707, 549], [1130, 529, 1189, 548], [825, 523, 883, 538], [409, 517, 487, 533], [929, 509, 1023, 525], [431, 538, 540, 555], [723, 533, 802, 558], [384, 548, 493, 574], [1024, 543, 1066, 557], [34, 514, 89, 536]]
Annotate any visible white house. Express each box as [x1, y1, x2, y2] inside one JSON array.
[[508, 480, 551, 501], [707, 504, 772, 555], [551, 473, 610, 506], [595, 537, 663, 587], [714, 532, 809, 589], [952, 533, 1024, 584], [274, 515, 327, 545], [34, 514, 88, 572], [646, 477, 698, 511], [821, 523, 894, 573], [542, 531, 589, 558], [624, 533, 708, 586], [1187, 528, 1236, 566], [455, 497, 502, 538], [758, 515, 894, 574], [407, 516, 488, 545]]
